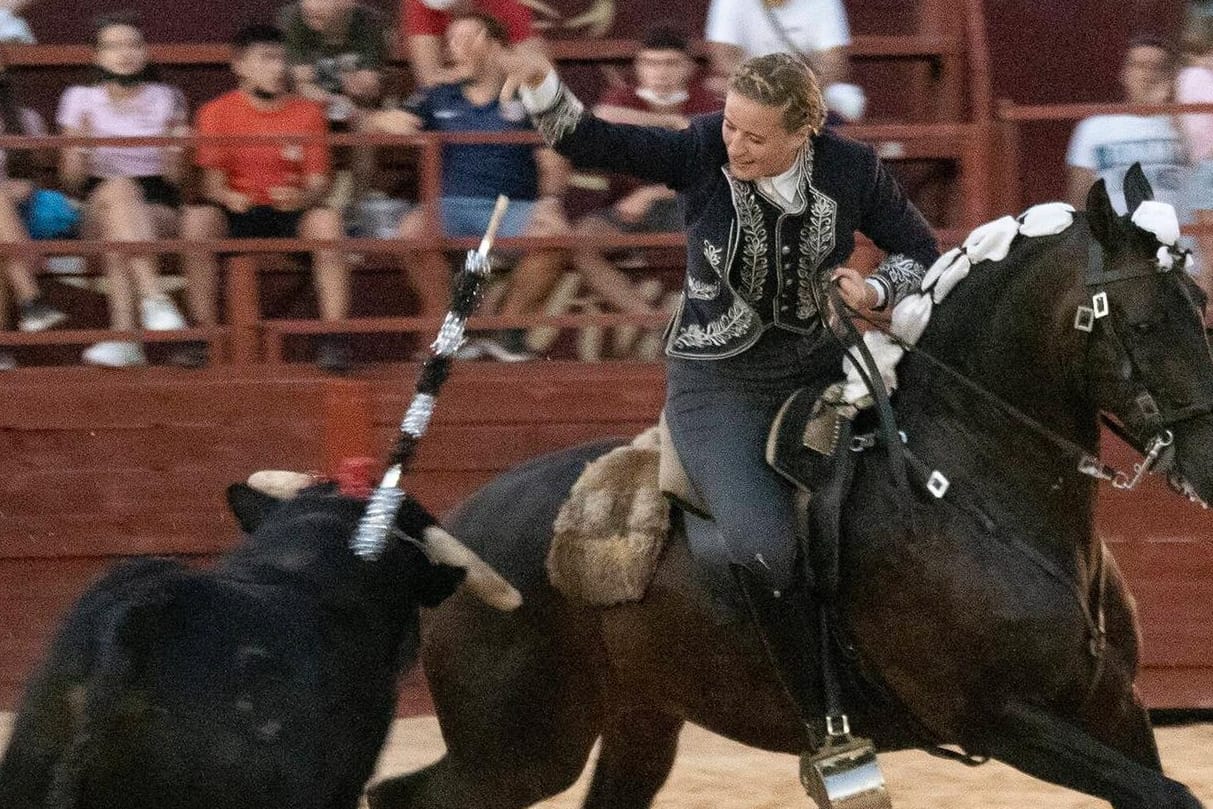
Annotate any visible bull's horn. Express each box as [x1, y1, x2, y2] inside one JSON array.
[[247, 470, 319, 500], [421, 526, 522, 611]]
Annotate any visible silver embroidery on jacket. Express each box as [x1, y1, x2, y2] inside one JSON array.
[[533, 84, 585, 146], [875, 253, 926, 305], [687, 276, 720, 300], [734, 188, 769, 306], [672, 299, 755, 348], [687, 240, 723, 299], [702, 239, 723, 276], [794, 146, 838, 319]]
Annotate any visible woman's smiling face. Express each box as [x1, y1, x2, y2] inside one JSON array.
[[721, 92, 809, 181]]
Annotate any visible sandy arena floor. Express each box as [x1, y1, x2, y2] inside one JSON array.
[[5, 712, 1208, 807]]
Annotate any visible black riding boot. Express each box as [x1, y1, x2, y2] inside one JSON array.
[[733, 563, 892, 809], [731, 562, 822, 743]]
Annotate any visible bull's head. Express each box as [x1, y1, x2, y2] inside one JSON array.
[[227, 471, 521, 612]]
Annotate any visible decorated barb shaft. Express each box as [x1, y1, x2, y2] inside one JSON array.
[[351, 194, 509, 560]]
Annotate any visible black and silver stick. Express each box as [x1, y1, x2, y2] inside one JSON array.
[[351, 194, 510, 560]]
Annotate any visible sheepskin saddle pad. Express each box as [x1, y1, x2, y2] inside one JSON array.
[[547, 426, 673, 606]]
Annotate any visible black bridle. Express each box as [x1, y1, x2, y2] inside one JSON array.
[[1077, 240, 1213, 489]]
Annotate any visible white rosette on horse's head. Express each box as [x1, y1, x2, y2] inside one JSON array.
[[1131, 201, 1181, 246], [1155, 244, 1197, 273], [1018, 203, 1075, 237], [1157, 245, 1177, 270], [841, 331, 905, 408]]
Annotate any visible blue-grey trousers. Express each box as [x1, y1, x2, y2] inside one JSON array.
[[665, 328, 844, 593]]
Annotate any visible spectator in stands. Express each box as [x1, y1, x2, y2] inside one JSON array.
[[180, 24, 351, 372], [0, 51, 73, 370], [277, 0, 387, 125], [1178, 16, 1213, 299], [703, 0, 865, 122], [58, 10, 188, 368], [279, 0, 389, 227], [1066, 37, 1188, 215], [569, 24, 719, 357], [368, 10, 569, 361], [401, 0, 542, 89]]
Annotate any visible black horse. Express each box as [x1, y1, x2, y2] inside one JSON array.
[[370, 173, 1213, 809]]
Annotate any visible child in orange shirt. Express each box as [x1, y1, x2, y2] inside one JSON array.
[[180, 24, 351, 371]]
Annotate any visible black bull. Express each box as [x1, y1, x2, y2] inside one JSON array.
[[0, 482, 516, 809], [370, 175, 1213, 809]]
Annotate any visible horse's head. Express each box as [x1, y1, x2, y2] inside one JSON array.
[[1080, 166, 1213, 504]]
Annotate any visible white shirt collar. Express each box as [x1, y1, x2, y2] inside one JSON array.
[[755, 152, 804, 212]]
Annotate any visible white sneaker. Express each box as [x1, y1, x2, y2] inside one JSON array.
[[82, 340, 146, 368], [141, 295, 186, 331], [45, 256, 86, 275], [17, 300, 67, 332]]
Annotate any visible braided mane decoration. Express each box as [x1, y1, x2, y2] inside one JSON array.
[[836, 203, 1077, 411], [838, 198, 1189, 413]]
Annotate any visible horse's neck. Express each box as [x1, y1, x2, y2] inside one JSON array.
[[895, 248, 1100, 569]]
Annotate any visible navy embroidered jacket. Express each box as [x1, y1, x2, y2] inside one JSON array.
[[535, 88, 940, 359]]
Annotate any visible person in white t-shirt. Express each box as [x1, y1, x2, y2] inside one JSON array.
[[703, 0, 864, 121], [1066, 38, 1189, 219]]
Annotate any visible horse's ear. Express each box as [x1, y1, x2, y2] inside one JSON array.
[[1123, 162, 1154, 212], [1085, 178, 1118, 248]]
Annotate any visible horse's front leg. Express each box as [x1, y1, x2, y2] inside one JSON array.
[[977, 700, 1201, 809]]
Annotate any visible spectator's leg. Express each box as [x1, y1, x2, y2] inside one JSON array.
[[0, 193, 38, 306], [497, 202, 569, 318], [179, 205, 226, 327], [572, 214, 659, 315], [300, 207, 349, 321], [82, 187, 137, 332], [89, 178, 169, 301], [397, 205, 451, 317]]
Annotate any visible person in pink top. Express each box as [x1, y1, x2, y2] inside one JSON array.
[[56, 11, 189, 368], [1178, 15, 1213, 301]]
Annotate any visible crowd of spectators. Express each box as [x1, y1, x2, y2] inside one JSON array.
[[0, 0, 1206, 373], [0, 0, 723, 372]]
